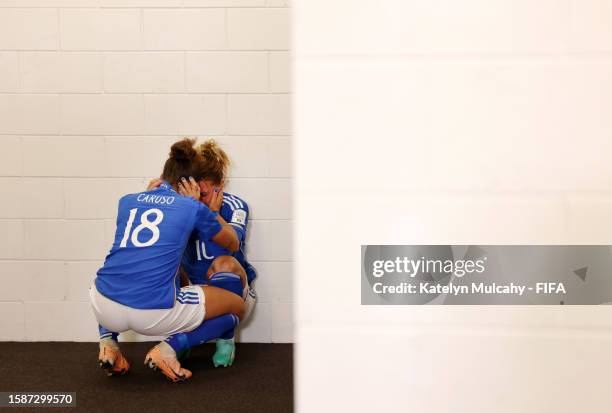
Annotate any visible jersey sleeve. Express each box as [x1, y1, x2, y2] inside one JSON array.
[[226, 199, 249, 242], [194, 203, 223, 241]]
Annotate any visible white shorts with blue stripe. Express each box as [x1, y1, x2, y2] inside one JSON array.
[[90, 284, 206, 336]]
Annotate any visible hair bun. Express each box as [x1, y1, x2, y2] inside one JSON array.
[[170, 138, 197, 162]]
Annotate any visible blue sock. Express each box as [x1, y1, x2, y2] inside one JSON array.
[[165, 314, 238, 354], [208, 272, 244, 297], [220, 328, 235, 340], [99, 325, 119, 342]]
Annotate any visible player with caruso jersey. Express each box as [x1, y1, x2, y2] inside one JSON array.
[[90, 138, 246, 382]]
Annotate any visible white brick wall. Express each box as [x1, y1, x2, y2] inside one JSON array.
[[0, 1, 291, 343], [295, 1, 612, 412]]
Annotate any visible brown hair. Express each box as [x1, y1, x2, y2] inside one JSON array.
[[161, 138, 207, 186], [197, 139, 230, 185]]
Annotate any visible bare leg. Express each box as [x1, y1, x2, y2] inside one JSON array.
[[200, 285, 245, 321], [145, 287, 243, 382]]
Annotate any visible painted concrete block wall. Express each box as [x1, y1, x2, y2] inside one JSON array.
[[0, 0, 292, 343]]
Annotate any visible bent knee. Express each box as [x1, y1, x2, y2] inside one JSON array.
[[207, 256, 247, 288], [209, 255, 242, 274]]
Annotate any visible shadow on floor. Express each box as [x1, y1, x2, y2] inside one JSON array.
[[0, 342, 293, 413]]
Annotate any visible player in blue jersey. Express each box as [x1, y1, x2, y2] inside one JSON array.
[[187, 140, 257, 367], [148, 140, 257, 368], [90, 138, 247, 382], [183, 141, 256, 286]]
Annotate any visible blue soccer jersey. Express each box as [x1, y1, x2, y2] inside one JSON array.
[[181, 192, 257, 285], [95, 182, 222, 310]]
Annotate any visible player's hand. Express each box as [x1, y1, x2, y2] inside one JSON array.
[[178, 177, 200, 201], [208, 184, 224, 212], [146, 178, 162, 191]]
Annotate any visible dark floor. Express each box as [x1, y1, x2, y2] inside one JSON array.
[[0, 342, 293, 413]]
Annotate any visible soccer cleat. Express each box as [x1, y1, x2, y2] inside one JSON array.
[[212, 338, 235, 368], [98, 339, 130, 377], [144, 342, 192, 383]]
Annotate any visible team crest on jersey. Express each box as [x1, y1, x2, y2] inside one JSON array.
[[231, 209, 247, 225]]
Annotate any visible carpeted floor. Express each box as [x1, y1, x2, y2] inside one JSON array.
[[0, 342, 293, 413]]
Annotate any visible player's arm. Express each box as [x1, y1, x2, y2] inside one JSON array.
[[179, 178, 239, 252], [193, 205, 238, 252], [211, 225, 239, 252], [224, 197, 248, 245], [213, 213, 243, 250], [207, 187, 240, 252]]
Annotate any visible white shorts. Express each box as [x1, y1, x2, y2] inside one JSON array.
[[90, 284, 205, 337]]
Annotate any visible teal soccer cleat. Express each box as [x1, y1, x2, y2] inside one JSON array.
[[212, 338, 235, 367]]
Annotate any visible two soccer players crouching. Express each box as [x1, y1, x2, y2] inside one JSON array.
[[90, 138, 255, 382]]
